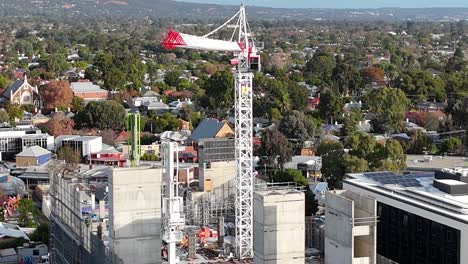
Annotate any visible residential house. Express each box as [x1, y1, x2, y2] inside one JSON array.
[[188, 119, 234, 143], [16, 146, 52, 167], [2, 76, 41, 107], [70, 81, 108, 101], [32, 112, 50, 126]]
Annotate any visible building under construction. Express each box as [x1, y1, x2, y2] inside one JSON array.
[[48, 162, 111, 264]]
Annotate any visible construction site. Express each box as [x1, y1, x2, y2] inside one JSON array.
[[47, 5, 322, 264]]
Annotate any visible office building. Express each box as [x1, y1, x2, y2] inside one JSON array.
[[343, 169, 468, 264]]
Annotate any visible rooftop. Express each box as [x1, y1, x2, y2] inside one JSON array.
[[16, 146, 51, 157], [344, 169, 468, 223], [70, 81, 105, 93]]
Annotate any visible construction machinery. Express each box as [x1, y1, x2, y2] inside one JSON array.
[[161, 141, 186, 263], [162, 4, 260, 259]]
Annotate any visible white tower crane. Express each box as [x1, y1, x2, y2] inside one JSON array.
[[162, 4, 260, 259], [161, 142, 185, 263]]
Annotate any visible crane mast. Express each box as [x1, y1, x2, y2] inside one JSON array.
[[162, 4, 259, 259]]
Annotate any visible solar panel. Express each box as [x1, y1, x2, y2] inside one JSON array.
[[363, 172, 432, 187]]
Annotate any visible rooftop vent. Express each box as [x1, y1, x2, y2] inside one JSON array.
[[433, 179, 468, 196]]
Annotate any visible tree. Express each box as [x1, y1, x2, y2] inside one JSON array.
[[145, 112, 181, 133], [345, 132, 377, 161], [440, 138, 462, 154], [395, 69, 446, 101], [305, 52, 336, 86], [288, 82, 309, 112], [343, 154, 369, 173], [40, 115, 75, 137], [279, 110, 316, 150], [373, 139, 406, 171], [203, 70, 234, 116], [39, 80, 74, 110], [332, 62, 362, 95], [258, 129, 292, 170], [18, 199, 36, 228], [29, 223, 49, 245], [407, 130, 435, 154], [57, 145, 81, 165], [0, 74, 9, 89], [364, 87, 409, 134], [71, 96, 84, 112], [164, 69, 182, 87], [40, 52, 68, 75], [78, 100, 126, 129], [361, 66, 384, 83], [318, 90, 343, 124], [340, 115, 358, 138], [0, 109, 9, 123], [316, 140, 346, 189], [4, 101, 24, 124]]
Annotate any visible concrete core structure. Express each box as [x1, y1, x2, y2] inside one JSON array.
[[199, 161, 235, 191], [253, 189, 305, 264], [109, 166, 162, 264], [325, 190, 377, 264]]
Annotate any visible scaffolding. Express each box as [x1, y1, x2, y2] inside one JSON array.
[[49, 163, 111, 264]]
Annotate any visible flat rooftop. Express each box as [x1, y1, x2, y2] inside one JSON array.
[[406, 154, 468, 170], [344, 170, 468, 223]]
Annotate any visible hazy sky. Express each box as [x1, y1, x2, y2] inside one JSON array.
[[181, 0, 468, 8]]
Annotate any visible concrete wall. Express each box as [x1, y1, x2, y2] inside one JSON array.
[[325, 190, 377, 264], [109, 167, 162, 264], [325, 191, 354, 264], [254, 190, 305, 264], [199, 161, 235, 191], [16, 156, 37, 167]]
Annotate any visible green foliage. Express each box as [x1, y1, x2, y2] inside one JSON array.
[[77, 100, 126, 129], [343, 154, 369, 173], [40, 52, 68, 74], [4, 101, 24, 124], [71, 96, 84, 112], [395, 69, 446, 101], [345, 132, 377, 160], [141, 134, 157, 145], [318, 90, 344, 124], [273, 169, 308, 186], [203, 70, 234, 116], [0, 237, 28, 250], [29, 223, 49, 245], [145, 112, 181, 133], [0, 74, 10, 89], [305, 52, 336, 86], [93, 50, 146, 90], [440, 138, 462, 154], [279, 110, 316, 150], [164, 69, 181, 87], [332, 61, 362, 95], [18, 199, 36, 228], [0, 109, 9, 123], [141, 153, 159, 161], [258, 129, 292, 169], [21, 104, 35, 113], [58, 145, 81, 165], [406, 130, 435, 154], [364, 87, 409, 134]]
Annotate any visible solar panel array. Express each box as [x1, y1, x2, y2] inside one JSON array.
[[363, 172, 433, 187]]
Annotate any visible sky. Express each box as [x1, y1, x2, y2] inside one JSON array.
[[181, 0, 468, 9]]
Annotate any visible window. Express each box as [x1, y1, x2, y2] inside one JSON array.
[[33, 249, 39, 255]]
